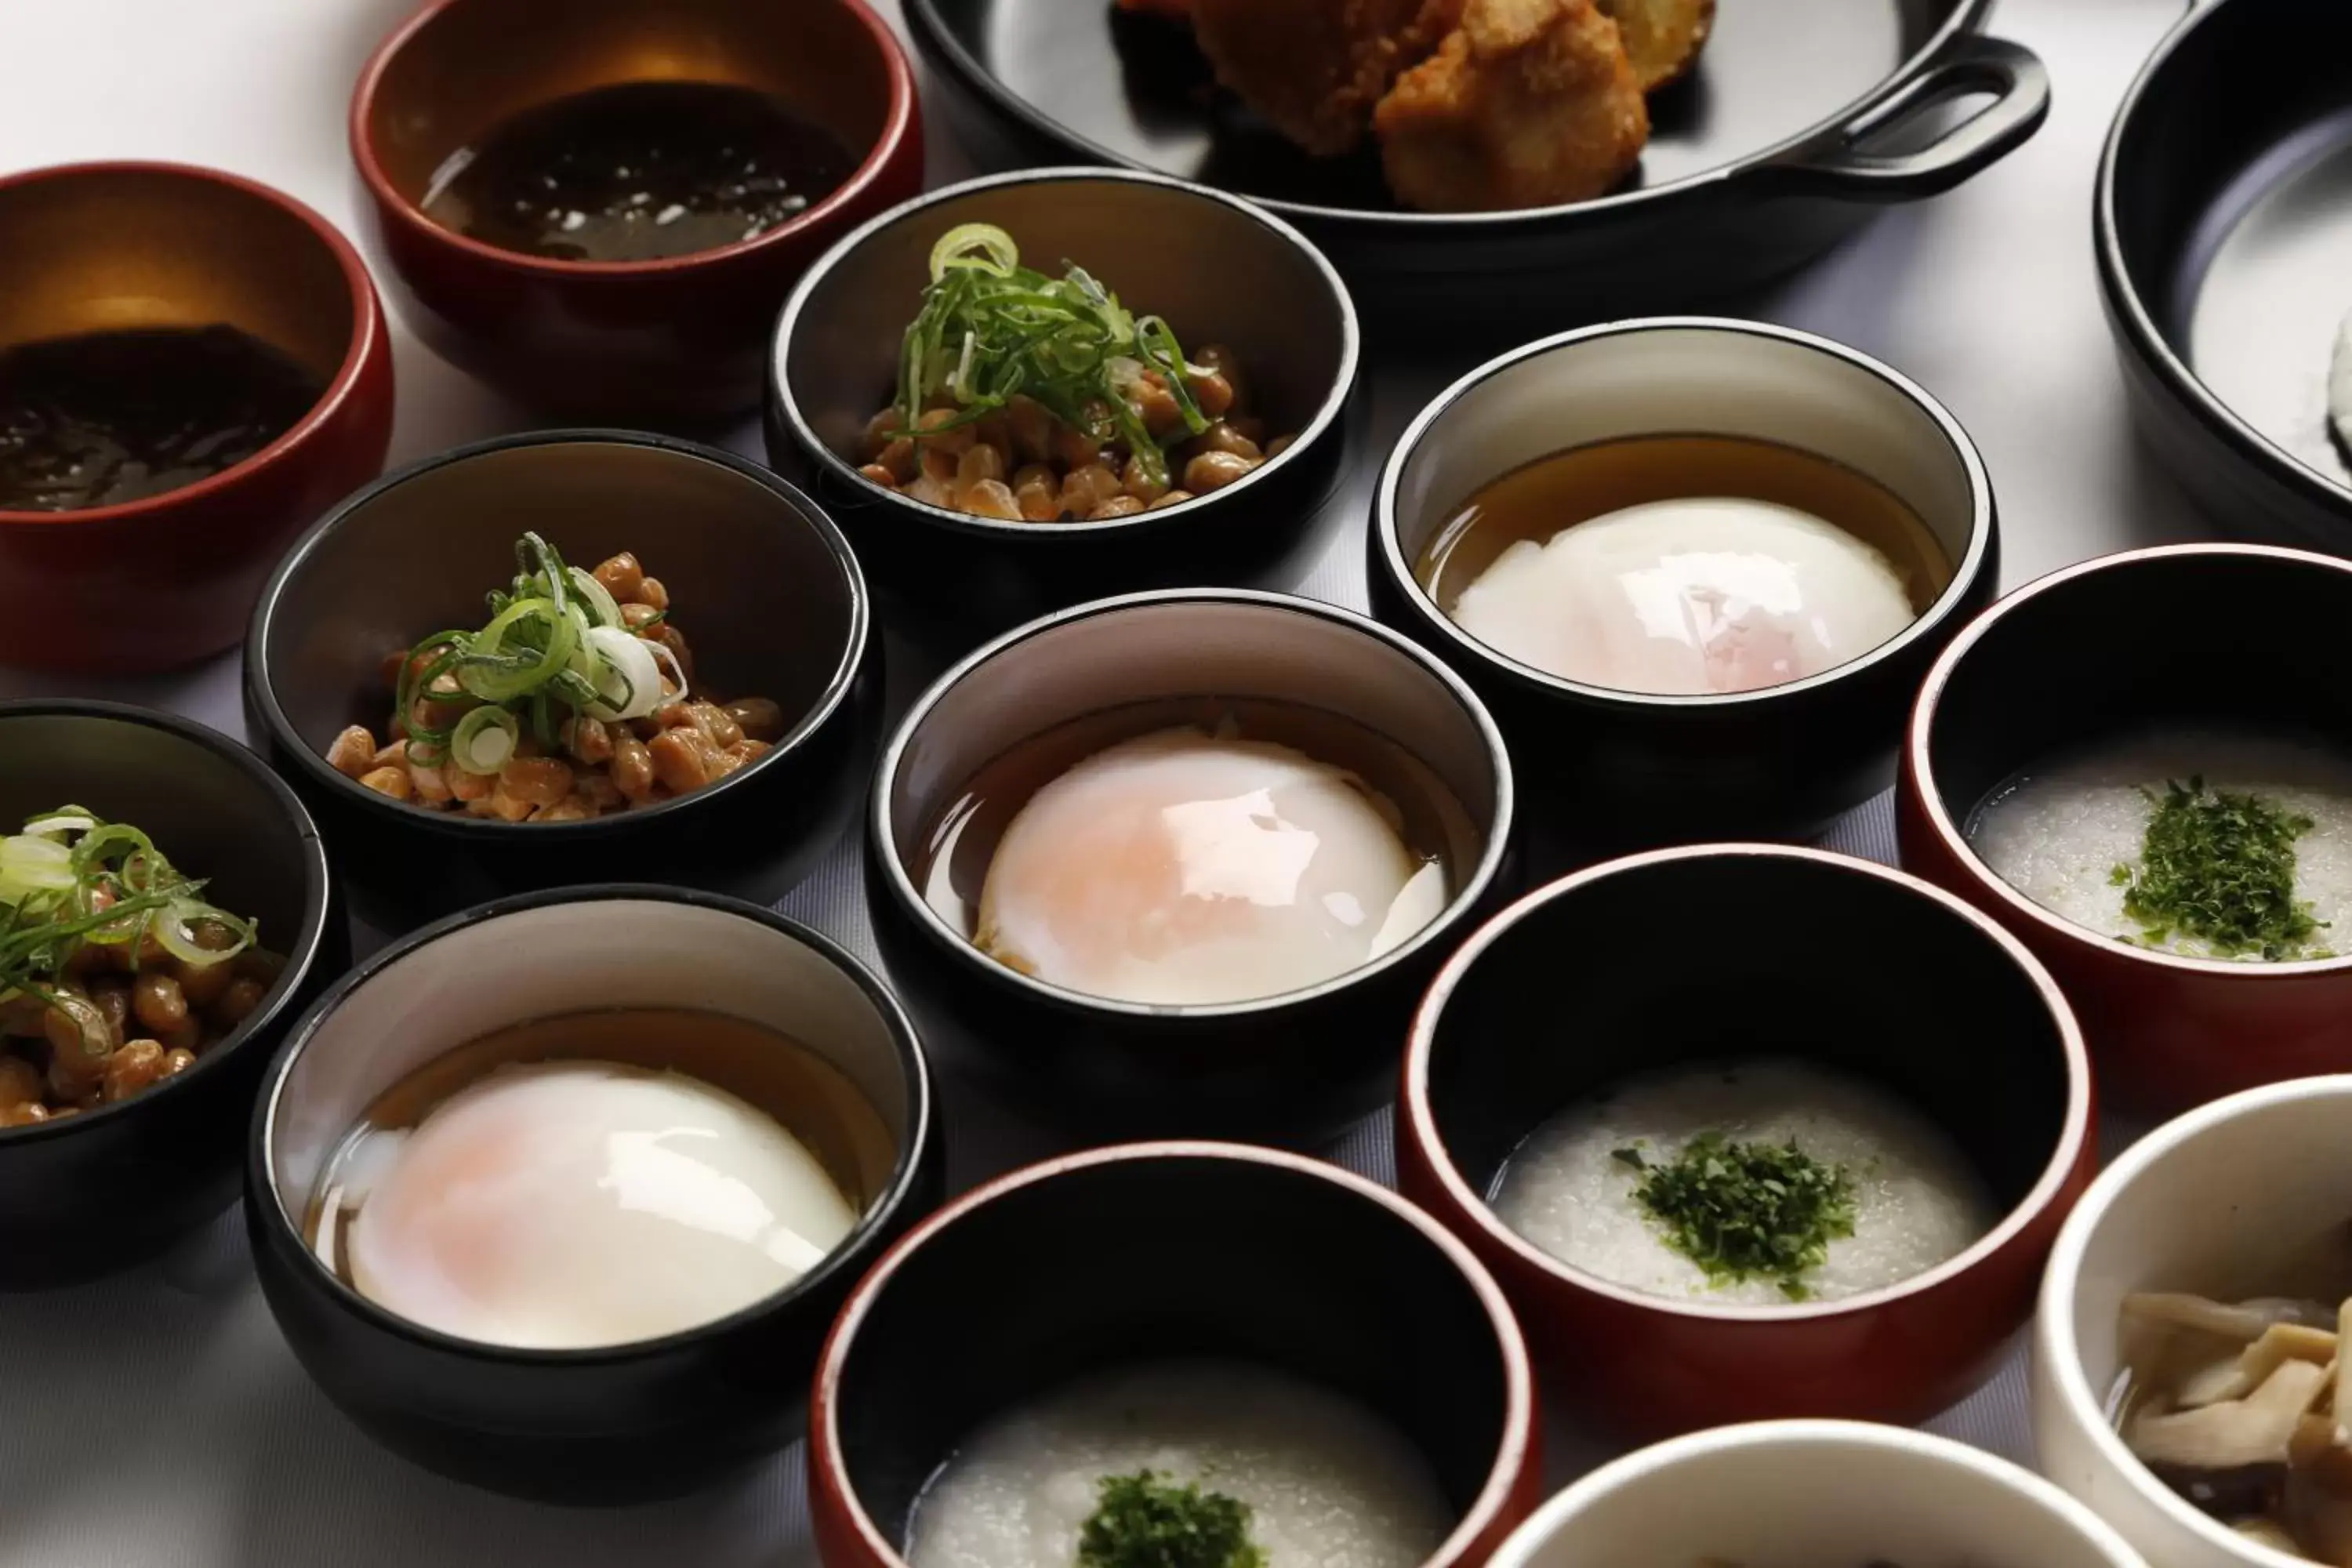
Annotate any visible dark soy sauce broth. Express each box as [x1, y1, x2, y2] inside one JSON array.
[[0, 325, 325, 512], [304, 1007, 898, 1277], [916, 696, 1480, 942], [1414, 434, 1955, 615], [422, 80, 858, 263]]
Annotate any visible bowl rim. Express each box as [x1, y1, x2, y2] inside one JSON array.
[[0, 159, 387, 529], [808, 1138, 1539, 1568], [346, 0, 920, 281], [1905, 539, 2352, 979], [901, 0, 1996, 233], [245, 426, 872, 840], [1401, 841, 2094, 1323], [767, 164, 1363, 540], [868, 586, 1516, 1020], [1370, 315, 1996, 710], [0, 699, 337, 1147], [2033, 1073, 2352, 1568], [2093, 0, 2352, 520], [1486, 1417, 2147, 1568], [248, 881, 938, 1363]]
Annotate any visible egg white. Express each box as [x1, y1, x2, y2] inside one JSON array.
[[974, 727, 1441, 1006], [1448, 497, 1916, 696], [343, 1061, 855, 1350]]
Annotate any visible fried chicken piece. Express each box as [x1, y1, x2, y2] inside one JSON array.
[[1596, 0, 1714, 90], [1192, 0, 1464, 156], [1374, 0, 1648, 212]]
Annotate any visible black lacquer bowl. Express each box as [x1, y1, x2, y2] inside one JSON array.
[[768, 169, 1363, 657], [0, 702, 339, 1290], [1370, 318, 1998, 860], [2099, 0, 2352, 550], [868, 590, 1514, 1142], [246, 887, 942, 1504], [245, 430, 880, 935], [808, 1142, 1544, 1568], [904, 0, 2048, 331]]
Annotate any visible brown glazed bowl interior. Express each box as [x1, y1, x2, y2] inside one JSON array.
[[1397, 844, 2092, 1439], [353, 0, 921, 420], [811, 1142, 1540, 1568], [0, 162, 394, 673], [1899, 543, 2352, 1114]]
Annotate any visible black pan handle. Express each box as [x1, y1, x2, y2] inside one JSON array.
[[1763, 34, 2052, 202]]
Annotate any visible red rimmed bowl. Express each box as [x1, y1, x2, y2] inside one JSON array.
[[1900, 543, 2352, 1115], [1396, 844, 2095, 1439], [811, 1142, 1541, 1568], [0, 162, 394, 673], [350, 0, 922, 423]]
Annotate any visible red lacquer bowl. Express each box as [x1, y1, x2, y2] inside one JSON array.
[[350, 0, 923, 423], [0, 162, 394, 674], [811, 1142, 1542, 1568], [1900, 542, 2352, 1115], [1397, 845, 2096, 1440]]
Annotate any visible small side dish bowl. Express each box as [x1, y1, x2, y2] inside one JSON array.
[[2034, 1075, 2352, 1568], [768, 169, 1364, 653], [1900, 543, 2352, 1114], [868, 589, 1513, 1141], [350, 0, 922, 421], [248, 886, 942, 1504], [811, 1142, 1540, 1568], [0, 162, 394, 673], [2098, 0, 2352, 550], [246, 430, 879, 935], [1372, 317, 1997, 855], [1398, 844, 2093, 1437], [0, 701, 339, 1289], [1492, 1419, 2147, 1568]]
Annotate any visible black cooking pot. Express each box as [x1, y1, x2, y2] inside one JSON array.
[[2098, 0, 2352, 551], [906, 0, 2049, 332]]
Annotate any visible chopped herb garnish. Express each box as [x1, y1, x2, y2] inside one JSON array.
[[2112, 778, 2326, 960], [1613, 1132, 1857, 1301], [1076, 1471, 1265, 1568], [893, 223, 1209, 487]]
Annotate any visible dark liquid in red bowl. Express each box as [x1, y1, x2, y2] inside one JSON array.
[[0, 325, 325, 512], [420, 80, 858, 264]]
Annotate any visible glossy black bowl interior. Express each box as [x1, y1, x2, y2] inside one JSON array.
[[1424, 848, 2072, 1209], [247, 887, 941, 1504], [768, 169, 1362, 655], [1912, 546, 2352, 836], [2100, 0, 2352, 550], [246, 430, 879, 934], [905, 0, 2048, 328], [0, 702, 338, 1290], [869, 590, 1513, 1142], [822, 1145, 1529, 1558], [1372, 318, 1995, 858]]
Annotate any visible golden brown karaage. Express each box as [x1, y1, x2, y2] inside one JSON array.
[[1373, 0, 1649, 212], [1596, 0, 1715, 90], [1192, 0, 1463, 155]]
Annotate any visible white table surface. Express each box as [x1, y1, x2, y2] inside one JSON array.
[[0, 2, 2206, 1564]]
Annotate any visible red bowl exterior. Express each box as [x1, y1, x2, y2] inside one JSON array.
[[808, 1143, 1545, 1568], [347, 0, 923, 422], [0, 164, 394, 675], [1896, 544, 2352, 1114], [1397, 1106, 2094, 1439]]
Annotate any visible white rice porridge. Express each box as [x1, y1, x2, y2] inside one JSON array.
[[1967, 731, 2352, 961], [1492, 1059, 1994, 1308], [906, 1360, 1454, 1568]]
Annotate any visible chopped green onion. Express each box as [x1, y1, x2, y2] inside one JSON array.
[[0, 808, 258, 1002], [452, 707, 521, 775]]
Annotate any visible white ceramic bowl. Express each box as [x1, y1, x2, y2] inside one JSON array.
[[2034, 1075, 2352, 1568], [1489, 1420, 2146, 1568]]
